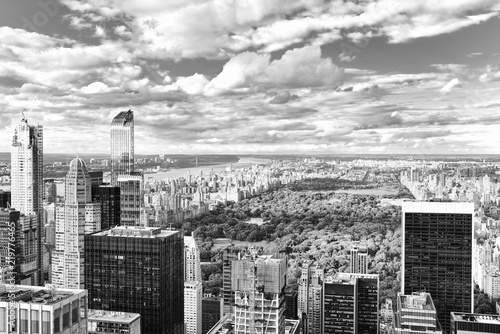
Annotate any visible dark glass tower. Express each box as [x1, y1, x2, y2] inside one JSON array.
[[110, 110, 134, 185], [92, 185, 121, 230], [85, 226, 184, 334], [0, 191, 10, 208], [402, 202, 474, 334]]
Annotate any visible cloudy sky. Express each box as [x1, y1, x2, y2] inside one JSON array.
[[1, 0, 500, 155]]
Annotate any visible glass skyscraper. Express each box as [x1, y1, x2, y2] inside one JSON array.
[[110, 110, 134, 185], [402, 202, 474, 334], [11, 116, 43, 285]]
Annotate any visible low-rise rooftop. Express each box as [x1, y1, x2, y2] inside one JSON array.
[[451, 312, 500, 325], [88, 309, 140, 324], [91, 226, 180, 238], [0, 285, 84, 305]]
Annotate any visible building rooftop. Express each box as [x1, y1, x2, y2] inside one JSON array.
[[91, 226, 180, 238], [402, 201, 474, 214], [88, 309, 140, 324], [399, 292, 436, 311], [326, 272, 379, 285], [0, 285, 84, 305], [111, 110, 133, 126], [451, 312, 500, 325]]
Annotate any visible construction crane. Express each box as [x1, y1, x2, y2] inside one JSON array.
[[246, 259, 256, 334]]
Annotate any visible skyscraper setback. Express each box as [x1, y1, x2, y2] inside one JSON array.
[[11, 116, 43, 285], [111, 110, 134, 185], [402, 202, 474, 334]]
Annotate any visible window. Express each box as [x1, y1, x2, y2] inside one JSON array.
[[0, 307, 5, 332], [42, 311, 50, 334], [20, 309, 28, 333], [31, 310, 40, 334]]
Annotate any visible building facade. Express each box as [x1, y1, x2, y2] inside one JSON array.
[[92, 185, 121, 230], [0, 191, 10, 208], [402, 202, 474, 334], [393, 292, 442, 334], [450, 313, 500, 333], [0, 284, 88, 334], [52, 158, 100, 289], [298, 261, 324, 334], [116, 173, 143, 226], [323, 273, 379, 334], [184, 281, 202, 334], [111, 110, 134, 185], [222, 250, 239, 314], [202, 297, 223, 334], [88, 309, 141, 334], [85, 226, 184, 334], [11, 117, 43, 285], [350, 244, 368, 274]]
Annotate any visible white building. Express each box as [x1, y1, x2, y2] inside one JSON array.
[[184, 236, 201, 282], [88, 309, 140, 334], [298, 261, 324, 334], [184, 281, 202, 334], [350, 244, 368, 274], [0, 284, 88, 334], [52, 158, 100, 289]]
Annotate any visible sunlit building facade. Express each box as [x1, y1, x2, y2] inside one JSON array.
[[111, 110, 134, 185]]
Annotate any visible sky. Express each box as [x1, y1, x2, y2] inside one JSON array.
[[1, 0, 500, 155]]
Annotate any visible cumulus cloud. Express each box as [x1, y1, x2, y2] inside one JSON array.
[[268, 91, 299, 104], [80, 81, 117, 94], [439, 78, 461, 94]]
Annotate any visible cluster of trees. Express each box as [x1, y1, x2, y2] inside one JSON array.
[[475, 285, 499, 314], [190, 177, 409, 301]]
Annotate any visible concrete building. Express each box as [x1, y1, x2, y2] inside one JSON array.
[[0, 284, 88, 333], [393, 292, 442, 334], [88, 309, 141, 334], [298, 261, 324, 334], [185, 281, 202, 334], [350, 244, 368, 274], [402, 202, 474, 334], [222, 250, 239, 314], [323, 273, 379, 334], [231, 254, 287, 334], [52, 158, 100, 289], [11, 116, 43, 285], [111, 110, 134, 185], [450, 313, 500, 333], [85, 226, 184, 334], [116, 173, 144, 226], [184, 236, 201, 282]]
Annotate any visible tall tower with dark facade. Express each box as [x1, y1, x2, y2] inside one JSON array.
[[85, 226, 184, 334], [110, 110, 134, 185], [11, 116, 43, 285], [402, 202, 474, 334]]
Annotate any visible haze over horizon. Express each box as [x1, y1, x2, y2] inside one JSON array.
[[1, 1, 500, 155]]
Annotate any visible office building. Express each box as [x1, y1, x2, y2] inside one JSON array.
[[323, 273, 379, 334], [11, 116, 43, 285], [394, 292, 442, 334], [231, 254, 287, 334], [111, 110, 134, 185], [402, 202, 474, 333], [89, 171, 104, 199], [284, 285, 298, 320], [222, 249, 239, 314], [185, 281, 202, 334], [116, 173, 143, 226], [350, 244, 368, 274], [0, 284, 88, 333], [184, 236, 202, 334], [0, 191, 10, 208], [85, 226, 184, 334], [44, 180, 57, 204], [450, 313, 500, 333], [0, 208, 38, 284], [202, 297, 223, 334], [92, 185, 121, 230], [88, 309, 141, 334], [298, 261, 324, 334], [52, 158, 100, 289]]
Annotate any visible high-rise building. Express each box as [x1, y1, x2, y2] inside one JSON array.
[[284, 285, 298, 320], [88, 309, 141, 334], [116, 173, 143, 226], [231, 254, 287, 334], [85, 226, 184, 334], [222, 250, 239, 314], [52, 158, 100, 289], [0, 284, 88, 334], [185, 281, 202, 334], [202, 296, 223, 334], [298, 261, 324, 334], [111, 110, 134, 185], [11, 116, 43, 285], [0, 208, 38, 284], [92, 185, 121, 230], [323, 273, 379, 334], [402, 202, 474, 333], [350, 244, 368, 274], [0, 191, 10, 208], [394, 292, 442, 334], [450, 312, 500, 333], [89, 171, 104, 199], [184, 236, 202, 334], [44, 180, 57, 204]]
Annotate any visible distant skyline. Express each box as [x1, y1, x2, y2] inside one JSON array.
[[1, 1, 500, 154]]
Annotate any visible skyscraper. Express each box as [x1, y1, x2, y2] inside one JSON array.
[[231, 254, 287, 334], [184, 236, 202, 334], [85, 226, 184, 334], [394, 292, 442, 334], [222, 250, 239, 314], [0, 191, 10, 208], [92, 185, 121, 230], [402, 202, 474, 334], [111, 110, 134, 185], [350, 244, 368, 274], [11, 116, 43, 285], [323, 273, 379, 334], [116, 173, 144, 226], [52, 158, 100, 289], [298, 261, 324, 334]]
